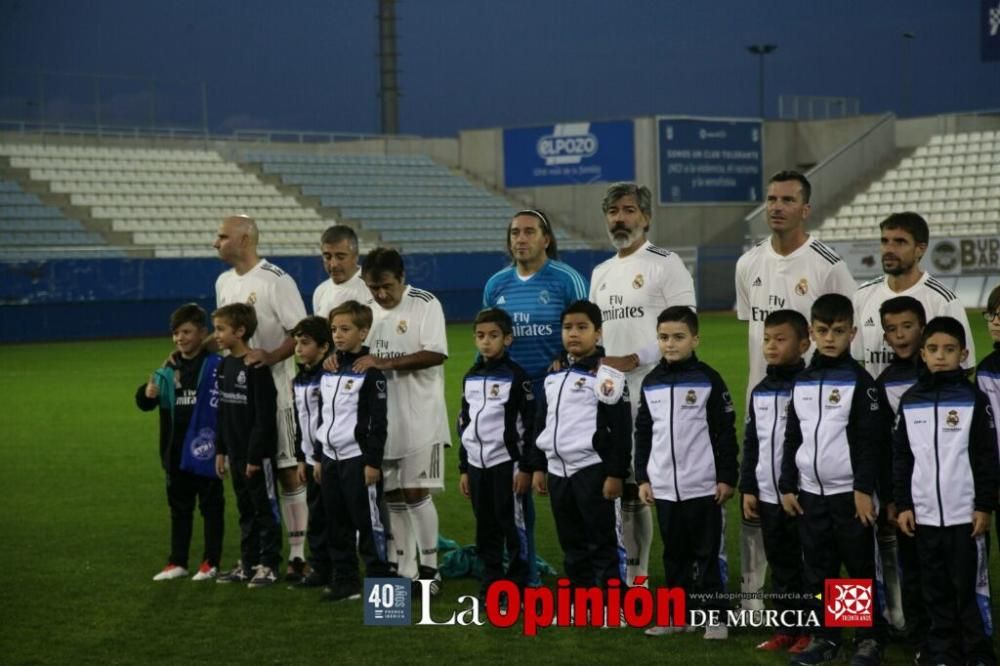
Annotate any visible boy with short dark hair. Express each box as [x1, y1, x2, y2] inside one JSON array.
[[458, 308, 535, 599], [779, 293, 889, 666], [873, 295, 927, 648], [315, 300, 392, 601], [528, 300, 630, 601], [136, 303, 225, 582], [894, 316, 997, 666], [976, 284, 1000, 550], [212, 303, 282, 588], [289, 315, 335, 589], [739, 309, 811, 652], [636, 306, 738, 640]]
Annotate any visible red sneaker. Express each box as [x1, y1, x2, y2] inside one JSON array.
[[756, 634, 797, 651], [788, 634, 812, 654]]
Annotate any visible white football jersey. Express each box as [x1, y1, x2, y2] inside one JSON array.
[[590, 240, 696, 376], [216, 258, 307, 408], [736, 237, 857, 399], [366, 284, 450, 458], [852, 271, 974, 378], [311, 268, 373, 318]]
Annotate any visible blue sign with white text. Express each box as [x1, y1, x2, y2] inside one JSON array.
[[503, 120, 634, 188], [657, 117, 763, 204], [983, 0, 1000, 61]]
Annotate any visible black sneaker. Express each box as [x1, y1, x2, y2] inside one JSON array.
[[412, 565, 442, 598], [790, 638, 840, 665], [216, 563, 252, 584], [322, 579, 361, 602], [295, 569, 329, 589], [849, 639, 882, 666], [285, 557, 308, 584]]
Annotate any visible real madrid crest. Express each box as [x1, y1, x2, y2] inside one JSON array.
[[632, 273, 644, 289], [946, 410, 959, 427], [795, 278, 808, 296], [490, 383, 500, 398], [247, 292, 257, 306], [574, 376, 586, 390], [538, 290, 550, 305], [685, 389, 696, 405], [345, 379, 355, 390], [396, 319, 408, 334], [828, 388, 840, 404]]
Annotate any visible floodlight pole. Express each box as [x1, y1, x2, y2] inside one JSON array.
[[747, 44, 777, 119], [378, 0, 400, 135]]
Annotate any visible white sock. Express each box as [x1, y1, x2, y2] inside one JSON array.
[[280, 486, 308, 562], [387, 501, 418, 579], [740, 519, 767, 611], [622, 500, 652, 585], [408, 495, 439, 571]]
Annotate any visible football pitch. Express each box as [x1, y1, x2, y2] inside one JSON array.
[[1, 312, 996, 664]]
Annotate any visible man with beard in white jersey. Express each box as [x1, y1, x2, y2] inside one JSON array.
[[853, 212, 974, 378], [214, 215, 310, 582], [350, 247, 449, 594], [589, 182, 696, 588], [311, 225, 373, 318], [734, 171, 856, 611]]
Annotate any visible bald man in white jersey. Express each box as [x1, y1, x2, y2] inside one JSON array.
[[589, 182, 696, 588], [214, 215, 310, 581]]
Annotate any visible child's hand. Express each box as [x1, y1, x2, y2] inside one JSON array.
[[313, 463, 322, 484], [364, 465, 381, 486], [459, 473, 471, 499], [781, 492, 803, 517], [296, 462, 307, 485], [885, 502, 898, 529], [897, 509, 915, 537], [215, 454, 227, 479], [603, 477, 623, 500], [715, 482, 734, 505], [144, 375, 159, 399], [532, 471, 548, 496], [742, 493, 759, 520], [971, 510, 991, 537], [322, 355, 339, 372], [854, 491, 877, 527], [638, 482, 655, 505], [246, 463, 261, 479], [513, 471, 531, 496]]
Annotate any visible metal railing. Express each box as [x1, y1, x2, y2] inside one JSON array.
[[744, 112, 897, 240], [778, 95, 861, 120]]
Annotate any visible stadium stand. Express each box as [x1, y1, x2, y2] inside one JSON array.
[[0, 176, 120, 260], [246, 151, 593, 253], [0, 142, 330, 258], [814, 129, 1000, 241]]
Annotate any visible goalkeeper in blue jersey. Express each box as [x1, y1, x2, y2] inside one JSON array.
[[482, 209, 589, 586]]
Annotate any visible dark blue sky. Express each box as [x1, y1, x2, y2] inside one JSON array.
[[2, 1, 997, 136]]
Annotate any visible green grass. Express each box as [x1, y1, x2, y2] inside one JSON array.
[[0, 312, 995, 664]]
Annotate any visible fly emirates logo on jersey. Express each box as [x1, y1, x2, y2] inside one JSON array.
[[511, 311, 552, 338], [601, 293, 644, 322]]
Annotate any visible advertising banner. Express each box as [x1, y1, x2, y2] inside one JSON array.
[[502, 120, 634, 188]]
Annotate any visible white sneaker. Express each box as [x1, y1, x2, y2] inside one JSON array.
[[703, 624, 729, 640], [191, 561, 217, 582], [247, 565, 277, 588], [644, 625, 694, 637], [600, 609, 628, 629], [153, 564, 188, 581]]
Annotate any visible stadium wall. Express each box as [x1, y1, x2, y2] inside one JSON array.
[[0, 250, 613, 343]]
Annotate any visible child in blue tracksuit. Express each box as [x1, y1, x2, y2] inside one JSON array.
[[458, 308, 535, 598], [975, 283, 1000, 550], [136, 303, 224, 582], [894, 316, 997, 666], [636, 306, 738, 640]]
